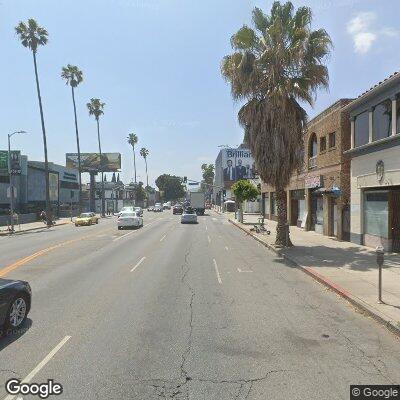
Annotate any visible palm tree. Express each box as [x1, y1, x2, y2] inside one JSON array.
[[127, 133, 138, 183], [15, 19, 53, 226], [140, 147, 150, 188], [221, 1, 331, 246], [61, 64, 84, 213], [87, 98, 105, 217]]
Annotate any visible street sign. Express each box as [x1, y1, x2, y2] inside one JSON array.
[[7, 186, 16, 198], [188, 182, 199, 186]]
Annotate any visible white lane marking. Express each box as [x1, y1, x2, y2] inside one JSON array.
[[205, 225, 208, 231], [4, 336, 71, 400], [160, 234, 167, 242], [207, 235, 211, 243], [113, 230, 136, 241], [130, 257, 146, 272], [213, 259, 222, 284], [225, 246, 229, 251], [212, 217, 217, 221], [237, 267, 253, 273]]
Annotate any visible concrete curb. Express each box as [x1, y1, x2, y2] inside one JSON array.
[[0, 221, 70, 236], [228, 218, 400, 337]]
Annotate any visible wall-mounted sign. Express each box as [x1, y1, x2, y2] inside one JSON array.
[[305, 175, 322, 189]]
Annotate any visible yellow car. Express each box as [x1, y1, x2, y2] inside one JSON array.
[[75, 212, 99, 226]]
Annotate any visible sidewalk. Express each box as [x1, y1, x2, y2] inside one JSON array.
[[224, 211, 400, 336], [0, 217, 72, 236]]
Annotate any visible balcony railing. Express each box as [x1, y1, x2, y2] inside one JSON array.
[[308, 156, 317, 169]]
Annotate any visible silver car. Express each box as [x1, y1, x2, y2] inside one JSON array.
[[181, 207, 198, 224]]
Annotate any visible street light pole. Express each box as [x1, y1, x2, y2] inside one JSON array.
[[7, 130, 26, 233]]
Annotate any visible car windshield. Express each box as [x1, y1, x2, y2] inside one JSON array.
[[79, 213, 92, 218], [184, 208, 195, 214]]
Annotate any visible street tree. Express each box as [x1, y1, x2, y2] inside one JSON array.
[[140, 147, 150, 188], [232, 179, 259, 223], [15, 19, 52, 226], [87, 98, 106, 217], [61, 64, 84, 213], [201, 164, 214, 185], [155, 174, 185, 201], [127, 133, 138, 184], [221, 1, 331, 246]]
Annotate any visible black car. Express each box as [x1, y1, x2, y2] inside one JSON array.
[[0, 279, 31, 334]]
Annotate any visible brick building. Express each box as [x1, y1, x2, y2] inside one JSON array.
[[261, 99, 353, 240]]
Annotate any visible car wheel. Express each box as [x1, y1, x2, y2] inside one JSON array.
[[5, 294, 29, 331], [75, 223, 78, 227], [96, 219, 99, 224]]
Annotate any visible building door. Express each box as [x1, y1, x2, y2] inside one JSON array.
[[391, 190, 400, 252]]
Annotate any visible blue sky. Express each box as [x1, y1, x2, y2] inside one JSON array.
[[0, 0, 399, 186]]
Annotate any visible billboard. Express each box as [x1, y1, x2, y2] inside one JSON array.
[[66, 153, 121, 172], [222, 148, 257, 183], [0, 150, 21, 174]]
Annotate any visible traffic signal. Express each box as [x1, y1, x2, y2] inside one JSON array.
[[183, 176, 187, 183]]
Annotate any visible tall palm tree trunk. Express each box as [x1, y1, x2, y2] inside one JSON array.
[[132, 146, 137, 183], [71, 86, 82, 213], [144, 157, 149, 188], [275, 187, 292, 247], [32, 51, 52, 226], [96, 119, 105, 217]]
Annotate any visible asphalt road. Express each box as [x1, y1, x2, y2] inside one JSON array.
[[0, 210, 399, 399]]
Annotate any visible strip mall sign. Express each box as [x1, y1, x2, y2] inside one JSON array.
[[305, 175, 322, 189]]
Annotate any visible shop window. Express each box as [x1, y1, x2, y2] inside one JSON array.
[[373, 99, 392, 140], [364, 191, 388, 238], [328, 132, 336, 148], [354, 111, 369, 147], [320, 136, 326, 152], [271, 193, 276, 215], [316, 197, 324, 225]]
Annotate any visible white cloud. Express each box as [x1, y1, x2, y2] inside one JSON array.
[[347, 12, 376, 35], [347, 12, 399, 54], [353, 32, 377, 54]]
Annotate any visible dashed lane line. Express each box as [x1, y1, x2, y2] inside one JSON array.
[[130, 257, 146, 272], [213, 258, 222, 284], [3, 335, 71, 400]]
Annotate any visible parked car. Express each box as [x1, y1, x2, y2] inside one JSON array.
[[173, 204, 183, 215], [154, 203, 163, 212], [0, 278, 31, 334], [163, 202, 171, 210], [75, 212, 99, 226], [181, 207, 198, 224], [117, 212, 143, 230], [134, 207, 143, 216]]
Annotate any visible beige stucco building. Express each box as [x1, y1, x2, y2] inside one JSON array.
[[344, 72, 400, 251]]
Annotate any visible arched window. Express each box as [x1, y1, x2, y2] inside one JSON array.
[[309, 133, 318, 157]]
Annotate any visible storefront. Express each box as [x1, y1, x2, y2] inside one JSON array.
[[289, 189, 305, 227]]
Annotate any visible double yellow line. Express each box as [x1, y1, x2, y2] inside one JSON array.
[[0, 227, 115, 278]]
